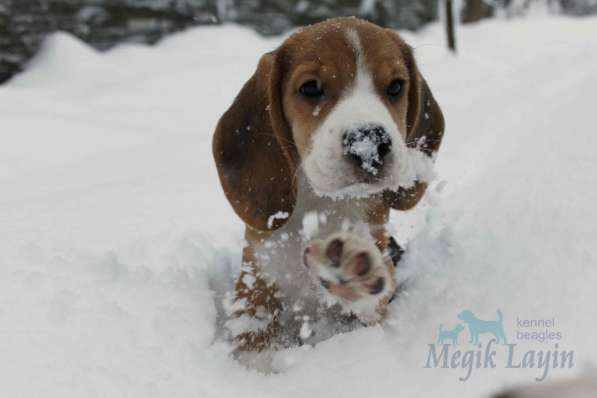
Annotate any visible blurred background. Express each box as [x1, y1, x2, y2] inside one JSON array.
[[1, 0, 597, 84]]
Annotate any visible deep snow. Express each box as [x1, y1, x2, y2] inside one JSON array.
[[1, 16, 597, 398]]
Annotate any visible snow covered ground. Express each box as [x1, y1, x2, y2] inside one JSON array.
[[1, 16, 597, 398]]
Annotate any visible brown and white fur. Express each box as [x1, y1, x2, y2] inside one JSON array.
[[212, 17, 445, 356]]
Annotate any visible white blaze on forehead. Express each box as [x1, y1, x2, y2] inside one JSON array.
[[344, 28, 375, 96]]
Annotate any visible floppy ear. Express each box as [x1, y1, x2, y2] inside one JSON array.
[[212, 50, 297, 231], [384, 39, 445, 210]]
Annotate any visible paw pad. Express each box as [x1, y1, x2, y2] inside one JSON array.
[[303, 233, 393, 302], [325, 238, 343, 266]]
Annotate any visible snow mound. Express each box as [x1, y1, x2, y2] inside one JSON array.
[[11, 32, 107, 91]]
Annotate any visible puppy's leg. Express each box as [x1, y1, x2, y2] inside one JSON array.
[[228, 227, 281, 352], [303, 231, 397, 324]]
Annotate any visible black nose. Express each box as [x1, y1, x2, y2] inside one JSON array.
[[342, 125, 392, 176]]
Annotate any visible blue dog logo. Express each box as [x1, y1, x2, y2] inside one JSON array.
[[437, 324, 465, 346], [436, 309, 508, 346], [457, 309, 507, 344]]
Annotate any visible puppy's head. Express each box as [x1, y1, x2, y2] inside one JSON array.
[[213, 18, 443, 231]]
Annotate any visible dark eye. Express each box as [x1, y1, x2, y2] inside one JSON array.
[[299, 79, 324, 98], [386, 79, 403, 98]]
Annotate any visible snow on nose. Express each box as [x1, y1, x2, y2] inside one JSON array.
[[342, 125, 392, 175]]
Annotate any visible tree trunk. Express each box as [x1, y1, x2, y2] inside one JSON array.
[[445, 0, 457, 53]]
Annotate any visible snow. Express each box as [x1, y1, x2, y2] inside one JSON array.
[[299, 319, 313, 340], [225, 314, 269, 338], [267, 211, 289, 229], [301, 211, 320, 238], [1, 16, 597, 397], [342, 126, 391, 175]]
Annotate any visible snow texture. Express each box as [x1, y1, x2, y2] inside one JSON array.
[[267, 211, 289, 229], [301, 211, 320, 238], [342, 126, 391, 175], [1, 17, 597, 398]]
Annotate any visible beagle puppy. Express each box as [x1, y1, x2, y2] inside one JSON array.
[[213, 17, 444, 352]]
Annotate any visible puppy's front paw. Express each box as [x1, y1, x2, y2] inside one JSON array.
[[303, 232, 396, 324]]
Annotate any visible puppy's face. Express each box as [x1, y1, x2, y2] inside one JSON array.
[[280, 20, 414, 197], [213, 17, 442, 231]]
